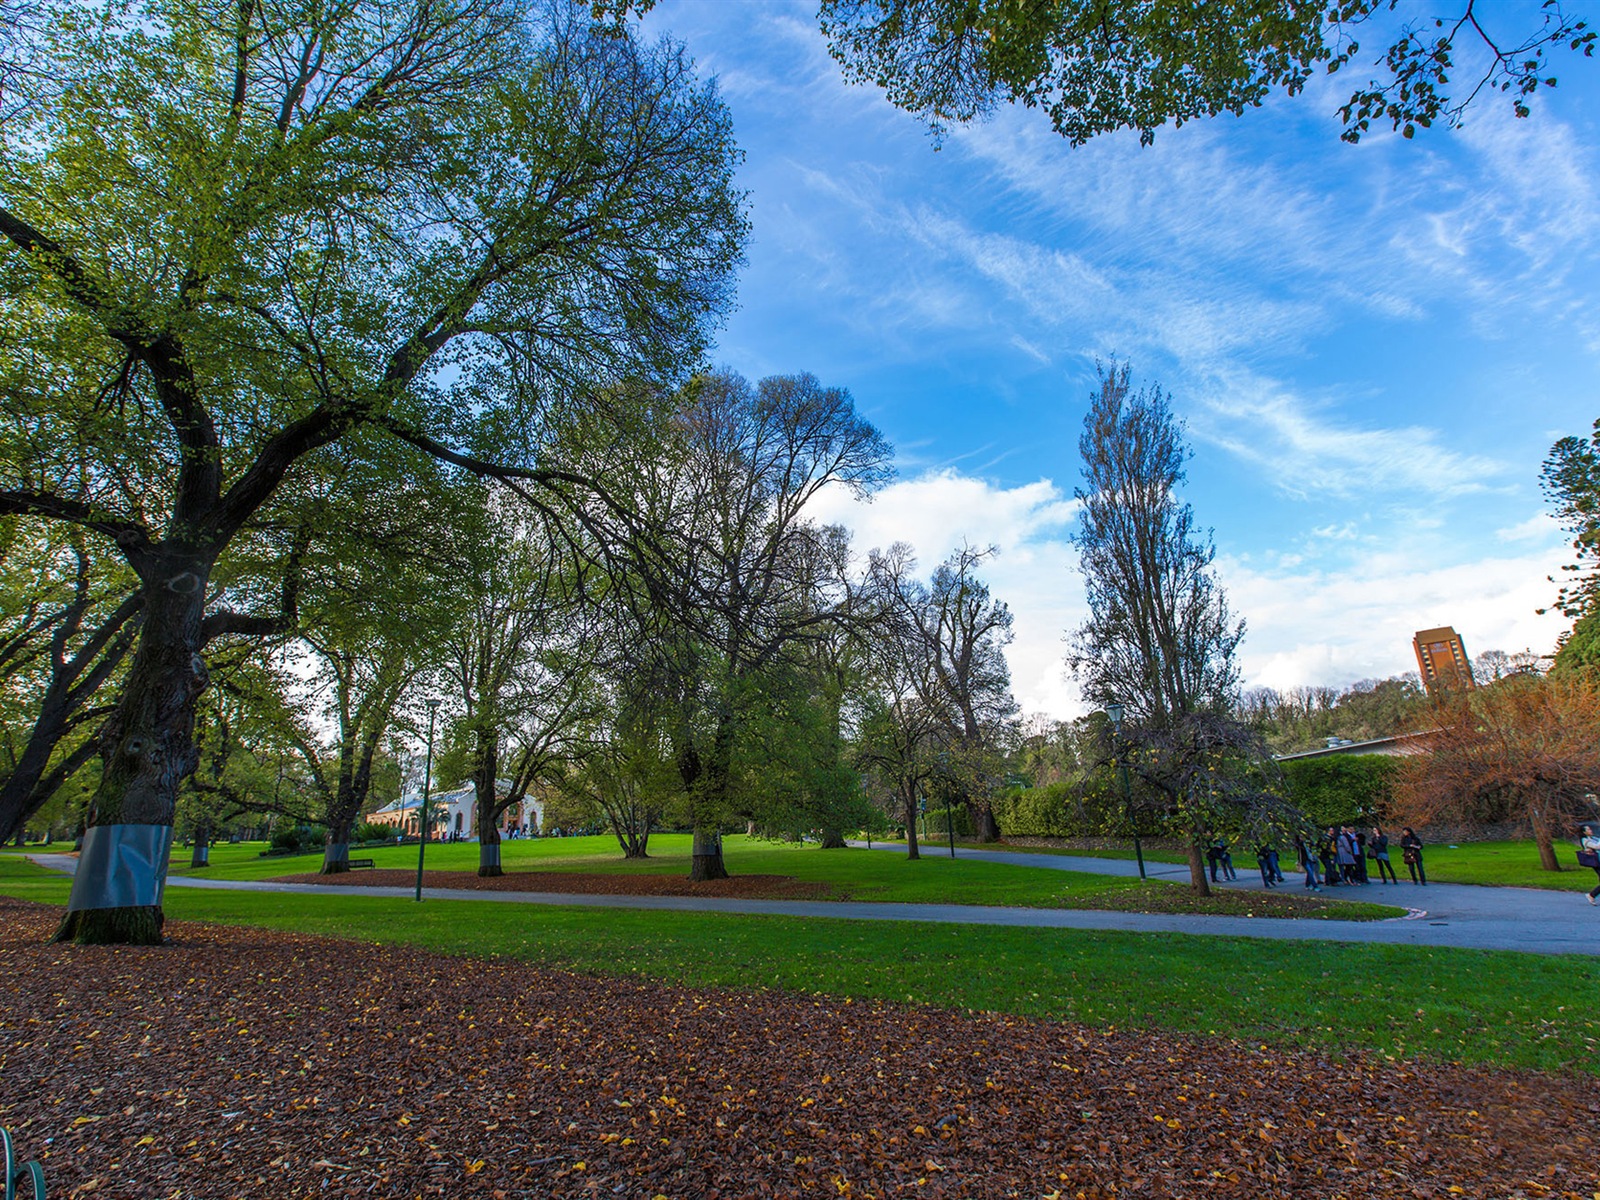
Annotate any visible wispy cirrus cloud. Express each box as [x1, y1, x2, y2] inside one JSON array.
[[1191, 370, 1511, 500]]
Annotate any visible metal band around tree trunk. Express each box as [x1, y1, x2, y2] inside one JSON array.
[[325, 842, 349, 864], [481, 843, 501, 868], [66, 823, 175, 911]]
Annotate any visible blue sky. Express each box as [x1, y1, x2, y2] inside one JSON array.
[[637, 1, 1600, 719]]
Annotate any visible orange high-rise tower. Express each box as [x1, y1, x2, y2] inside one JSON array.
[[1413, 626, 1474, 691]]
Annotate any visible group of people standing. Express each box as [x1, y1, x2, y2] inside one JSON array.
[[1293, 826, 1426, 891]]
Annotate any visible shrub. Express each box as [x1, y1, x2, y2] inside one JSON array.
[[270, 824, 328, 853], [1280, 755, 1399, 826], [924, 806, 972, 837], [354, 821, 397, 843]]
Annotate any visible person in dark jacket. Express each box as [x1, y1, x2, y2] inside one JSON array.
[[1400, 827, 1426, 885], [1296, 835, 1322, 890], [1580, 824, 1600, 904], [1369, 826, 1398, 884]]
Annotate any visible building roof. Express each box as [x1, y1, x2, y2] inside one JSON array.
[[1274, 731, 1433, 761]]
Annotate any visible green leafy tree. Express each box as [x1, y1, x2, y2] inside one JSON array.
[[439, 493, 601, 875], [608, 370, 891, 880], [814, 0, 1595, 144], [1068, 364, 1278, 893], [1, 0, 744, 941]]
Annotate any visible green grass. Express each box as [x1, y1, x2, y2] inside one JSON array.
[[169, 834, 1147, 908], [1404, 839, 1600, 890], [2, 854, 1592, 1074]]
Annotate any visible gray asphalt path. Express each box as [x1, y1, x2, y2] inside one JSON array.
[[27, 850, 1600, 956]]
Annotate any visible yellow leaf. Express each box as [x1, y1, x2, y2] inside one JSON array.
[[466, 1160, 485, 1174], [573, 1162, 586, 1172], [135, 1136, 155, 1148]]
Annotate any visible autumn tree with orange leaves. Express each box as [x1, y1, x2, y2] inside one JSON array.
[[1395, 673, 1600, 871]]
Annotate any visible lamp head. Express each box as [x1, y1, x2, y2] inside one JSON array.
[[1105, 701, 1124, 727]]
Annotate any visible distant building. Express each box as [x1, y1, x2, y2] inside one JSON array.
[[367, 782, 544, 839], [1413, 625, 1474, 691]]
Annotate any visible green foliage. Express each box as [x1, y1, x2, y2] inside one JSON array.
[[1543, 423, 1600, 619], [1553, 607, 1600, 676], [1280, 754, 1400, 826], [1241, 676, 1427, 754], [923, 805, 970, 837], [353, 821, 396, 844], [817, 0, 1596, 146], [270, 824, 327, 853]]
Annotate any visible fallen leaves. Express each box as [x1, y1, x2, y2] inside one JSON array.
[[0, 899, 1596, 1198]]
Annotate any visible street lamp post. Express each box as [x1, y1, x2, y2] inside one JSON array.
[[414, 699, 440, 903], [1106, 701, 1145, 881]]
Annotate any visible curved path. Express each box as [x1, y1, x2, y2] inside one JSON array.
[[28, 850, 1600, 957]]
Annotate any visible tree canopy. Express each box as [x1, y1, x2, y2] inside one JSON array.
[[814, 0, 1596, 144], [1, 0, 746, 942]]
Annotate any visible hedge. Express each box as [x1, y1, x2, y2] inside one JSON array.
[[1278, 754, 1399, 826]]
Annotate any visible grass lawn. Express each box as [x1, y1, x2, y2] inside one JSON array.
[[157, 833, 1397, 917], [2, 855, 1594, 1074]]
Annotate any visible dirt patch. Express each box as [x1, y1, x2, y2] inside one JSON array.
[[2, 901, 1597, 1199], [267, 868, 845, 901]]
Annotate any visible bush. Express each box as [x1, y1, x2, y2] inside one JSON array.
[[1280, 755, 1399, 826], [991, 777, 1124, 838], [354, 821, 397, 843], [270, 824, 328, 853], [924, 806, 972, 837]]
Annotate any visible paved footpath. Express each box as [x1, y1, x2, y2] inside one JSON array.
[[29, 850, 1600, 957]]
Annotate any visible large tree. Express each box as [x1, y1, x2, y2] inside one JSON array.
[[1067, 364, 1262, 892], [610, 370, 891, 880], [438, 493, 601, 875], [1, 0, 744, 941], [1396, 673, 1600, 871], [816, 0, 1596, 144]]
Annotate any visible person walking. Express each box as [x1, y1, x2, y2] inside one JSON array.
[[1296, 835, 1322, 891], [1400, 827, 1427, 885], [1369, 826, 1398, 885], [1579, 824, 1600, 905]]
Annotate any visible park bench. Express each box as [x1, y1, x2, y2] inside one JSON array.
[[348, 858, 376, 869], [3, 1126, 45, 1199]]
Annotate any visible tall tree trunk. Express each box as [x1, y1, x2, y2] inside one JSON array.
[[974, 802, 999, 843], [321, 814, 354, 874], [474, 731, 503, 876], [53, 569, 208, 945], [1530, 805, 1561, 871], [1187, 841, 1211, 896], [682, 717, 733, 882], [478, 815, 503, 876], [189, 819, 210, 868], [689, 825, 728, 881], [903, 785, 921, 860], [818, 826, 846, 849]]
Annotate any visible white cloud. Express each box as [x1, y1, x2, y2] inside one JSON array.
[[1496, 512, 1564, 544], [1225, 547, 1570, 692], [1192, 370, 1510, 499]]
